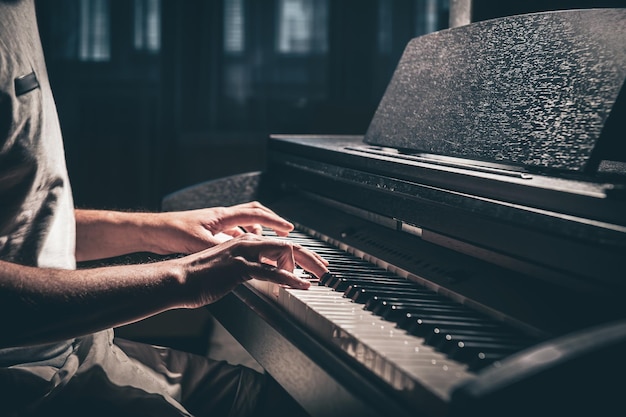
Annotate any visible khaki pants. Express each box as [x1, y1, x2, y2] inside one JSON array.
[[1, 330, 304, 417]]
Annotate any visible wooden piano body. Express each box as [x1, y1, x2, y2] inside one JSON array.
[[162, 9, 626, 417]]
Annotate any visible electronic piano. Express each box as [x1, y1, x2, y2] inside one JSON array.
[[162, 9, 626, 417]]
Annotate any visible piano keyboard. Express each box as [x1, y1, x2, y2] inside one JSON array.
[[249, 228, 537, 405]]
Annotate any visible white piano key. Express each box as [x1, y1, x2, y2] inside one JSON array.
[[281, 285, 474, 402]]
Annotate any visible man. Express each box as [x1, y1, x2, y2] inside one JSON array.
[[0, 0, 328, 415]]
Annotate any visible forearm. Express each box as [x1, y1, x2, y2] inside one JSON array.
[[75, 202, 302, 262], [75, 209, 162, 262], [0, 259, 183, 348]]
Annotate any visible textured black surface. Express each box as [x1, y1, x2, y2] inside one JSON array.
[[161, 171, 266, 212], [364, 9, 626, 172]]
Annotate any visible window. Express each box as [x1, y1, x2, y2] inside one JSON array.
[[133, 0, 161, 53], [378, 0, 449, 56], [378, 0, 393, 55], [208, 0, 451, 132], [276, 0, 328, 54], [416, 0, 449, 36], [79, 0, 110, 61], [224, 0, 245, 54]]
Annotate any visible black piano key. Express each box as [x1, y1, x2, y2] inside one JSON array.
[[399, 312, 489, 325], [331, 277, 419, 292], [311, 249, 347, 254], [404, 317, 505, 337], [324, 273, 386, 287], [343, 282, 432, 297], [447, 341, 522, 363], [320, 254, 354, 259], [321, 255, 370, 261], [325, 272, 412, 283], [328, 263, 382, 271], [327, 265, 394, 273], [436, 334, 527, 354], [323, 252, 371, 258], [377, 296, 456, 309], [376, 302, 479, 322], [347, 287, 434, 303], [320, 272, 335, 286], [381, 304, 471, 320], [330, 270, 399, 281], [425, 327, 527, 348], [265, 227, 538, 375], [290, 242, 336, 249], [468, 351, 510, 371], [363, 294, 457, 310], [366, 296, 465, 312]]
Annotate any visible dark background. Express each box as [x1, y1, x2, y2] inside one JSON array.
[[34, 0, 626, 212]]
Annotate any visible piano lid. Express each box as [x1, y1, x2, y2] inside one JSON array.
[[364, 8, 626, 174]]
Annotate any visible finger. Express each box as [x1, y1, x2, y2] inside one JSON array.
[[256, 240, 296, 272], [259, 256, 277, 266], [234, 235, 328, 279], [212, 232, 235, 243], [263, 234, 328, 266], [243, 260, 311, 289], [292, 245, 329, 279], [240, 224, 263, 235], [218, 208, 294, 236], [259, 240, 328, 279], [233, 202, 294, 235], [223, 227, 246, 238], [237, 201, 280, 216], [304, 248, 329, 266]]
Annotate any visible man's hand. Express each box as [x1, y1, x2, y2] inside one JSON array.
[[171, 233, 329, 307], [5, 203, 329, 347], [150, 201, 297, 255], [75, 201, 323, 262]]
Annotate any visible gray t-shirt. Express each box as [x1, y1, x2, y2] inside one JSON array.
[[0, 5, 192, 416], [0, 5, 270, 416], [0, 0, 81, 381]]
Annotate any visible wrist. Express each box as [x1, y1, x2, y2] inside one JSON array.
[[102, 210, 162, 254], [128, 211, 176, 255]]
